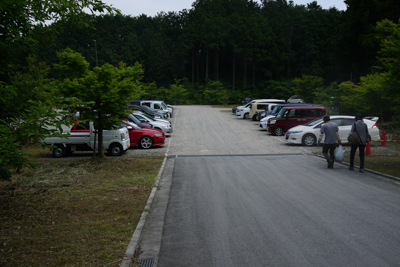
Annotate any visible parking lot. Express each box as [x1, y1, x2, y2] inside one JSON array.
[[145, 105, 316, 157]]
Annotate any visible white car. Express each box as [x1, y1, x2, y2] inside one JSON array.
[[287, 95, 303, 104], [284, 115, 380, 146], [259, 114, 276, 129], [236, 99, 285, 119]]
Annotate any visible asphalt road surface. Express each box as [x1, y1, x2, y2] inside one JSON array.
[[138, 106, 400, 267]]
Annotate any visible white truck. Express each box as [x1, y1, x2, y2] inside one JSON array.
[[43, 122, 130, 157]]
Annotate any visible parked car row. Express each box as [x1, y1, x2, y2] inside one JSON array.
[[44, 100, 174, 157], [129, 100, 173, 118], [235, 99, 286, 119], [234, 100, 380, 147]]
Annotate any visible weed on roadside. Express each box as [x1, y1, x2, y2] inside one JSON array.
[[0, 154, 164, 267]]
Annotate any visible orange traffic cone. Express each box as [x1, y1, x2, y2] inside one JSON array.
[[381, 128, 387, 146], [366, 141, 371, 156]]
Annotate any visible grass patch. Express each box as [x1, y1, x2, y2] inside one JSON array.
[[314, 140, 400, 178], [212, 104, 236, 109], [0, 146, 164, 267]]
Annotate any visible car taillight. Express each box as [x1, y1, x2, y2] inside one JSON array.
[[372, 122, 377, 128]]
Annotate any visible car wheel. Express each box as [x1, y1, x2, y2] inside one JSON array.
[[274, 127, 284, 136], [52, 145, 67, 158], [244, 113, 249, 119], [109, 143, 123, 156], [139, 136, 153, 149], [302, 134, 316, 146]]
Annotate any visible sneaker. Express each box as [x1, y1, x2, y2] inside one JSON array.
[[328, 160, 334, 169], [349, 167, 354, 171], [359, 169, 364, 173]]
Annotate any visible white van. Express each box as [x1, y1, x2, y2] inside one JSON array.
[[236, 99, 285, 119]]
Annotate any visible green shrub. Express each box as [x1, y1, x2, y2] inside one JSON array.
[[0, 163, 11, 181]]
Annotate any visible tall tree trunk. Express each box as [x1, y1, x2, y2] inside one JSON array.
[[197, 51, 199, 84], [252, 62, 256, 90], [97, 110, 104, 158], [244, 58, 247, 89], [214, 50, 219, 81], [232, 52, 236, 91], [206, 46, 209, 82], [192, 52, 195, 87]]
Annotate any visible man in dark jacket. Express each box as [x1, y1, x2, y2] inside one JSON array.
[[348, 113, 370, 173], [318, 115, 342, 168]]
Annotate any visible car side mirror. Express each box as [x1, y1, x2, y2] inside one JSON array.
[[127, 126, 133, 130]]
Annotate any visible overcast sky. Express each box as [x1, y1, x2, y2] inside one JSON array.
[[101, 0, 347, 17]]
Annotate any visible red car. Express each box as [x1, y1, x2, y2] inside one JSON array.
[[120, 121, 165, 149], [71, 122, 165, 149]]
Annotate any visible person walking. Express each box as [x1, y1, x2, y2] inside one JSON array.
[[349, 113, 370, 173], [318, 115, 342, 168]]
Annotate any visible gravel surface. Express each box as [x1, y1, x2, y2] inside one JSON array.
[[152, 105, 314, 156]]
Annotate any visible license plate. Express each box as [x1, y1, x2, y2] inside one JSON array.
[[267, 127, 270, 132]]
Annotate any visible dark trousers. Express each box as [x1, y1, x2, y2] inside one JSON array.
[[322, 144, 336, 163], [350, 144, 366, 169]]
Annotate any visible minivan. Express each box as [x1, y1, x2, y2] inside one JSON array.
[[259, 103, 313, 129], [249, 103, 279, 121], [236, 99, 285, 119], [266, 106, 326, 136]]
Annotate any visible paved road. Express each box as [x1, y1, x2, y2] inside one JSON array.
[[138, 106, 400, 267]]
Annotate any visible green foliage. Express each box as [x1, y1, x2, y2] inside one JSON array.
[[0, 0, 119, 176], [341, 73, 394, 121], [0, 0, 120, 83], [168, 80, 188, 105], [54, 48, 145, 156], [0, 56, 79, 175], [54, 48, 90, 79], [314, 82, 342, 112], [203, 80, 227, 105], [376, 19, 400, 94], [256, 80, 294, 100], [293, 75, 324, 103], [0, 163, 11, 181], [142, 82, 161, 100]]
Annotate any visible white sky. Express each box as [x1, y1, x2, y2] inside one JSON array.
[[101, 0, 347, 17]]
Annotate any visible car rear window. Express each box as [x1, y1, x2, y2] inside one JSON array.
[[343, 118, 355, 126]]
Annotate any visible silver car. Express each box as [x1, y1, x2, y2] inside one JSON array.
[[128, 112, 173, 136]]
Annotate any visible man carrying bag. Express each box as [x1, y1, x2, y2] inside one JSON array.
[[348, 113, 370, 173], [318, 115, 342, 168]]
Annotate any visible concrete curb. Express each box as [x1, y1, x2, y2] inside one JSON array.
[[120, 156, 168, 267]]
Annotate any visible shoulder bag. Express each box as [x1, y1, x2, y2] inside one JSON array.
[[347, 123, 359, 144]]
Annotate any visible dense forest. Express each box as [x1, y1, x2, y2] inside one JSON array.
[[31, 0, 400, 105], [1, 0, 400, 176]]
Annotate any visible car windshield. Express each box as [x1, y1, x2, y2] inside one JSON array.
[[123, 121, 142, 130], [129, 114, 140, 124], [161, 102, 167, 109], [270, 106, 282, 115], [305, 118, 323, 126], [141, 105, 155, 113], [138, 113, 155, 122], [276, 108, 287, 118]]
